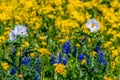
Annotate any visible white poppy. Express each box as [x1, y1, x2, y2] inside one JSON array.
[[9, 30, 16, 41], [86, 19, 100, 32], [9, 25, 28, 41], [14, 25, 27, 36]]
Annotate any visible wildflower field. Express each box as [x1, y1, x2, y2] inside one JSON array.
[[0, 0, 120, 80]]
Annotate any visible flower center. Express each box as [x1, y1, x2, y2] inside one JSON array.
[[91, 24, 95, 28], [21, 32, 24, 34]]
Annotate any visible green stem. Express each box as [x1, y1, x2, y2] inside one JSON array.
[[54, 73, 57, 80]]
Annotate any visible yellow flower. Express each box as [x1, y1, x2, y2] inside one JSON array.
[[30, 52, 36, 58], [22, 41, 29, 48], [1, 62, 9, 70], [115, 57, 119, 64], [5, 27, 11, 31], [38, 48, 51, 55], [111, 62, 115, 70], [18, 74, 23, 78], [104, 75, 112, 80], [81, 59, 86, 65], [41, 41, 47, 46], [113, 76, 118, 80], [55, 64, 66, 76], [93, 51, 97, 56], [39, 36, 47, 41], [16, 52, 21, 56], [0, 36, 6, 43], [112, 50, 118, 57], [76, 44, 80, 47], [58, 39, 66, 43]]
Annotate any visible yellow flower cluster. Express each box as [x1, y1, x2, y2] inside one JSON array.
[[54, 63, 66, 76], [38, 48, 51, 56], [18, 74, 23, 78], [22, 41, 29, 48], [39, 34, 47, 46], [1, 62, 9, 70], [0, 36, 5, 44], [104, 75, 118, 80]]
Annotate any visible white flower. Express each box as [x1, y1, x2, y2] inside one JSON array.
[[86, 19, 100, 32], [9, 25, 28, 41], [14, 25, 27, 36], [9, 30, 16, 41]]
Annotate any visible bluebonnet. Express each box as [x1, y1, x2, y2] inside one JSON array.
[[50, 55, 56, 65], [78, 53, 84, 61], [35, 68, 40, 73], [72, 46, 76, 57], [95, 45, 101, 53], [62, 41, 70, 54], [10, 68, 16, 75], [62, 56, 68, 65], [34, 74, 39, 80], [22, 56, 30, 66], [58, 53, 62, 64], [35, 64, 40, 73], [98, 52, 104, 58], [99, 57, 107, 66], [95, 45, 107, 66]]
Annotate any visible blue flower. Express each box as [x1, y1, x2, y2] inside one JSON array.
[[98, 52, 104, 58], [34, 74, 39, 80], [22, 56, 30, 66], [50, 55, 56, 65], [58, 53, 62, 64], [10, 68, 16, 75], [78, 53, 84, 61], [62, 41, 70, 54], [35, 67, 40, 73], [99, 57, 107, 66], [95, 45, 101, 53], [62, 55, 68, 65], [72, 46, 76, 57], [35, 64, 40, 73]]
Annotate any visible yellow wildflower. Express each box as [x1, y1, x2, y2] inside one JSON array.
[[41, 41, 47, 46], [76, 44, 80, 47], [112, 50, 118, 57], [104, 75, 113, 80], [16, 52, 21, 56], [55, 64, 66, 76], [30, 52, 36, 58], [58, 39, 66, 43], [1, 62, 9, 70], [22, 41, 29, 48], [18, 74, 23, 78], [39, 36, 47, 41], [93, 51, 97, 56], [111, 62, 115, 70], [81, 59, 86, 65], [38, 48, 51, 55]]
